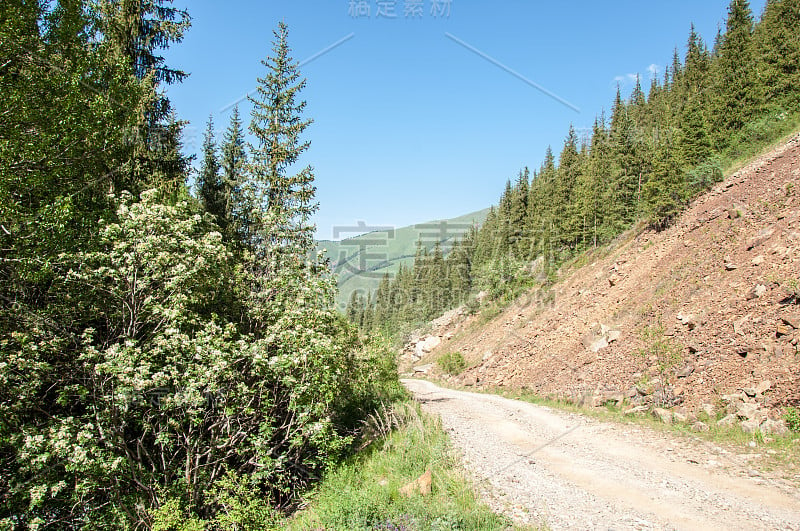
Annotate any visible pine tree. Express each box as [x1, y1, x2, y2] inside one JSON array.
[[96, 0, 192, 194], [711, 0, 760, 146], [220, 105, 248, 243], [554, 125, 581, 252], [247, 22, 317, 258], [754, 0, 800, 109], [197, 115, 225, 227]]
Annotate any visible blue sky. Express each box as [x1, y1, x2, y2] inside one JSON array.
[[164, 0, 766, 240]]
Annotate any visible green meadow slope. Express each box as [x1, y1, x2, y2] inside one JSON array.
[[318, 208, 489, 310]]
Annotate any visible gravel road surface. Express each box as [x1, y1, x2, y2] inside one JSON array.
[[403, 379, 800, 530]]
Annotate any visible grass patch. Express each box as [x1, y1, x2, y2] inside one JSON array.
[[722, 110, 800, 177], [437, 352, 467, 375], [286, 402, 523, 530], [785, 407, 800, 433]]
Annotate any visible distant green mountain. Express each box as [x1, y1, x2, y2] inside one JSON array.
[[318, 208, 490, 310]]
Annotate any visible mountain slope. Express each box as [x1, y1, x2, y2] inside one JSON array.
[[420, 133, 800, 423], [318, 208, 489, 309]]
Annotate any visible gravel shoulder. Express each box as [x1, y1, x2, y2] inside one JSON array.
[[403, 379, 800, 530]]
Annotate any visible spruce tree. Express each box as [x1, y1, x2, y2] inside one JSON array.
[[711, 0, 760, 146], [754, 0, 800, 109], [609, 88, 640, 228], [220, 105, 248, 243], [96, 0, 192, 194], [642, 134, 686, 229], [197, 115, 225, 227], [579, 115, 611, 247], [554, 125, 581, 252], [247, 22, 317, 259], [680, 26, 713, 166], [510, 168, 530, 254]]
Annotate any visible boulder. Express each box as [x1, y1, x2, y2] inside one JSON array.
[[400, 469, 432, 497], [746, 284, 767, 300], [692, 421, 710, 432], [746, 228, 774, 250], [413, 364, 434, 374], [741, 419, 761, 434], [677, 312, 699, 330], [755, 380, 772, 396], [676, 364, 695, 379], [760, 418, 789, 436], [653, 408, 673, 424], [717, 414, 737, 427], [624, 406, 649, 416], [742, 387, 757, 398], [736, 403, 765, 422], [700, 403, 716, 418], [782, 315, 800, 330], [419, 335, 441, 353], [587, 337, 609, 353]]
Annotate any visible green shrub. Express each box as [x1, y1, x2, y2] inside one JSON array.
[[687, 156, 724, 194], [436, 352, 467, 375], [785, 407, 800, 433]]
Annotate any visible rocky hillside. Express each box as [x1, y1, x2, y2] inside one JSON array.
[[408, 133, 800, 434]]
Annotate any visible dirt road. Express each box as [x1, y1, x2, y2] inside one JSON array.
[[403, 379, 800, 530]]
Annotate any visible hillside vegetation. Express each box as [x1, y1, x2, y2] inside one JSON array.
[[317, 208, 488, 310], [414, 131, 800, 434], [0, 8, 400, 528], [351, 0, 800, 345]]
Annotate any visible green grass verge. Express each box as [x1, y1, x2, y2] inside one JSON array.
[[285, 402, 524, 530]]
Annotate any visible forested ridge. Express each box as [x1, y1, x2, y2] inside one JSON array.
[[348, 0, 800, 335], [1, 2, 398, 528]]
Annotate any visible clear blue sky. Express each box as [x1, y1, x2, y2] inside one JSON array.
[[164, 0, 766, 240]]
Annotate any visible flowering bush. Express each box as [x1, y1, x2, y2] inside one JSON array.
[[1, 191, 391, 527]]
